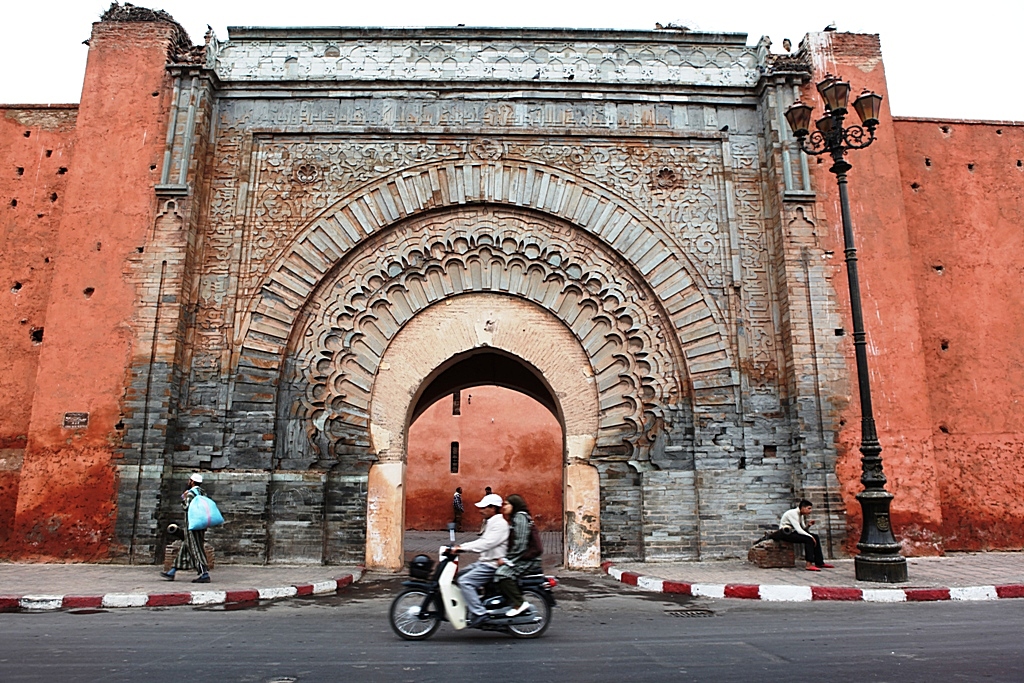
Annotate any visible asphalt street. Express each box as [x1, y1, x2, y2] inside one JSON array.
[[2, 573, 1022, 683]]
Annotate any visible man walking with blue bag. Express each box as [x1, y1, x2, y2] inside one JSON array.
[[161, 473, 220, 583]]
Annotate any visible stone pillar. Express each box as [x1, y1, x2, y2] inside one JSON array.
[[365, 461, 405, 571], [565, 459, 600, 569], [803, 32, 943, 554]]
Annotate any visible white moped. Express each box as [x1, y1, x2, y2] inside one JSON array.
[[389, 524, 556, 640]]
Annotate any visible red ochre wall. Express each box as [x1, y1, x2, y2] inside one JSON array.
[[894, 117, 1024, 550], [4, 20, 178, 560], [805, 33, 944, 555], [0, 105, 76, 548], [406, 386, 563, 532]]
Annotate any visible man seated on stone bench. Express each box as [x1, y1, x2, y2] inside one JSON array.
[[773, 499, 834, 572]]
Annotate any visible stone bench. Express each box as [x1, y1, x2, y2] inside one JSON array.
[[747, 538, 795, 568]]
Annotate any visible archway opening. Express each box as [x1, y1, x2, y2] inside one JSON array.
[[403, 351, 564, 565]]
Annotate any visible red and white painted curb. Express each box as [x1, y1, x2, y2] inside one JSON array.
[[0, 571, 362, 612], [602, 562, 1024, 603]]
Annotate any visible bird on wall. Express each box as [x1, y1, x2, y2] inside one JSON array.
[[824, 23, 837, 32], [782, 38, 792, 52]]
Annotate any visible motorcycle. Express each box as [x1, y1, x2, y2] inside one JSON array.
[[389, 525, 557, 640]]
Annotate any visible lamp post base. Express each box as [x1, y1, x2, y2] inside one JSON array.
[[855, 488, 909, 583], [855, 554, 908, 583]]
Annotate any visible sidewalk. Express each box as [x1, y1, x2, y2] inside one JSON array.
[[4, 549, 1021, 611], [0, 563, 363, 611], [604, 551, 1024, 602]]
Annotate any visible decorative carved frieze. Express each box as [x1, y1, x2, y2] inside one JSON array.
[[213, 33, 760, 87]]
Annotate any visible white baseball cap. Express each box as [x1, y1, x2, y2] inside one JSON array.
[[475, 493, 503, 508], [189, 473, 203, 483]]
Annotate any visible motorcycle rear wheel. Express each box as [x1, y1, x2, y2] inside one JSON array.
[[389, 589, 441, 640], [507, 588, 552, 638]]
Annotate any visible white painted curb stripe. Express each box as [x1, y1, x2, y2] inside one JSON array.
[[102, 593, 148, 608], [190, 591, 227, 605], [258, 585, 298, 600], [860, 589, 907, 603], [311, 580, 337, 595], [759, 585, 813, 602], [20, 595, 64, 610], [637, 576, 664, 592], [951, 585, 997, 601], [603, 564, 1023, 604], [691, 583, 726, 599]]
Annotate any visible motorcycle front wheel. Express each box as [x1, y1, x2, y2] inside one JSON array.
[[389, 589, 441, 640], [507, 588, 552, 638]]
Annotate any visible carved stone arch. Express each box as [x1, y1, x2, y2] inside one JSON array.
[[277, 208, 689, 475], [233, 157, 736, 443]]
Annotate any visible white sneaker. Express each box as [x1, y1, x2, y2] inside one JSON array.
[[506, 601, 531, 617]]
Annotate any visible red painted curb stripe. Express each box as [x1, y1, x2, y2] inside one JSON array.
[[226, 589, 260, 603], [336, 575, 353, 589], [601, 561, 614, 572], [663, 581, 692, 595], [724, 584, 760, 599], [1, 596, 22, 609], [62, 595, 103, 608], [147, 593, 192, 607], [905, 588, 950, 602], [295, 584, 314, 596], [620, 571, 640, 586], [811, 586, 863, 601], [995, 584, 1024, 599]]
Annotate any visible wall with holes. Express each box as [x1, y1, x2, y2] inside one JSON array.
[[0, 105, 76, 550], [0, 18, 180, 560], [894, 117, 1024, 551]]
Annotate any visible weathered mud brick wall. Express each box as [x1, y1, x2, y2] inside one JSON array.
[[7, 13, 184, 560], [895, 117, 1024, 550], [0, 105, 77, 551], [802, 32, 944, 555]]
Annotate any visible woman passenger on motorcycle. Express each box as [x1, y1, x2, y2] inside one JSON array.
[[494, 494, 542, 617]]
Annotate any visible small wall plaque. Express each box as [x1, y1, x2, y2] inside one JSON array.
[[63, 412, 89, 429]]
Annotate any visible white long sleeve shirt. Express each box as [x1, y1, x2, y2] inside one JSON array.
[[459, 513, 509, 564], [779, 508, 813, 538]]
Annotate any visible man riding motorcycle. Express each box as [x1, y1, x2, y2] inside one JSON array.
[[450, 493, 508, 628]]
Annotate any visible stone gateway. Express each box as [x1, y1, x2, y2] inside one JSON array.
[[2, 4, 1023, 566]]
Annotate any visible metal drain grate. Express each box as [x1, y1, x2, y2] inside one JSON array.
[[666, 609, 714, 618]]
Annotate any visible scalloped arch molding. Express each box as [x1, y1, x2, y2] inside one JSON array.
[[237, 157, 737, 420]]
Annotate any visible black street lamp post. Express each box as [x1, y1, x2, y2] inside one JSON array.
[[784, 75, 909, 583]]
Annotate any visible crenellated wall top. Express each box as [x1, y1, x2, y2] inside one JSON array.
[[211, 27, 763, 87]]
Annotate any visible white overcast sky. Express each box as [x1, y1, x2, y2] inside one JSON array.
[[2, 1, 1021, 121]]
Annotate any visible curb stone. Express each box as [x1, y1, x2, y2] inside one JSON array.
[[0, 570, 362, 612], [601, 562, 1024, 603]]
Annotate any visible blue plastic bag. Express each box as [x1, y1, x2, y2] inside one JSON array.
[[187, 493, 225, 531]]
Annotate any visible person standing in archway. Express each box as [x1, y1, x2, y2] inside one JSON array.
[[453, 487, 464, 532], [478, 487, 493, 535]]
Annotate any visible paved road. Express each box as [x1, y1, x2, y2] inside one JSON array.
[[3, 573, 1022, 682]]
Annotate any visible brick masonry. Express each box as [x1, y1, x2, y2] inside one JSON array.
[[5, 9, 1021, 566]]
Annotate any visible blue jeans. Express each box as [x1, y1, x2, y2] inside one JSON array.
[[457, 562, 497, 617]]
